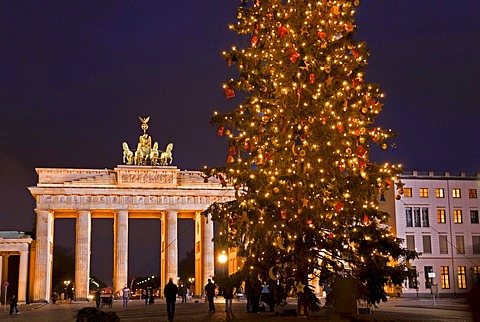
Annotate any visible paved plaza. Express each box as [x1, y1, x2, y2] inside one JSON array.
[[0, 297, 474, 322]]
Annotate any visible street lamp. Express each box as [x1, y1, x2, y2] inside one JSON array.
[[218, 251, 228, 276], [64, 280, 71, 300]]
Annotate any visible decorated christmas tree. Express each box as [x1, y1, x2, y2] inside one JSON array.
[[203, 0, 416, 307]]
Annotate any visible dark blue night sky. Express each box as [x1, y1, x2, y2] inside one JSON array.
[[1, 1, 479, 283]]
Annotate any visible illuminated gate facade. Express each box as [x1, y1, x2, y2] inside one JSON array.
[[28, 166, 233, 302]]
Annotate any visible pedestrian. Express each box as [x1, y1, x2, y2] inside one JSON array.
[[205, 278, 216, 312], [179, 284, 187, 303], [143, 289, 148, 305], [94, 290, 101, 308], [223, 276, 234, 311], [251, 278, 262, 313], [245, 279, 252, 313], [9, 294, 19, 315], [122, 286, 130, 307], [52, 292, 58, 304], [164, 277, 179, 322]]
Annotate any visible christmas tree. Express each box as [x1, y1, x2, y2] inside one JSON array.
[[203, 0, 416, 306]]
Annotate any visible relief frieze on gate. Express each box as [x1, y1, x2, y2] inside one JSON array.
[[37, 194, 230, 208]]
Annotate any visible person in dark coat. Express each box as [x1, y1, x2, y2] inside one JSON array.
[[205, 278, 216, 312], [244, 279, 252, 313], [9, 295, 19, 315], [94, 290, 101, 308], [164, 277, 179, 322], [223, 276, 235, 311], [251, 279, 263, 313]]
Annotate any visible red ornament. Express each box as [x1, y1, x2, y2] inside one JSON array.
[[229, 145, 236, 155], [217, 126, 224, 136], [351, 49, 359, 58], [318, 31, 327, 39], [355, 146, 367, 157], [363, 214, 369, 225], [334, 202, 344, 212], [280, 209, 287, 220], [289, 51, 300, 63], [251, 36, 259, 47], [277, 25, 287, 37], [337, 122, 344, 133], [225, 87, 235, 98], [309, 73, 315, 84], [226, 155, 235, 164], [328, 232, 334, 239]]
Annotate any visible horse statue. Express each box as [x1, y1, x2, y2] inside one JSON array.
[[122, 142, 134, 165], [149, 142, 160, 165], [159, 143, 174, 166], [134, 142, 146, 165]]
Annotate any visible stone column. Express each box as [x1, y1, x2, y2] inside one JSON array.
[[113, 210, 128, 295], [33, 210, 54, 302], [18, 251, 29, 303], [202, 214, 214, 294], [164, 210, 178, 287], [75, 210, 91, 300]]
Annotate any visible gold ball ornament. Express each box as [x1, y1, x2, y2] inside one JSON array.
[[395, 194, 402, 200], [225, 129, 231, 136], [382, 143, 388, 150], [273, 187, 280, 193]]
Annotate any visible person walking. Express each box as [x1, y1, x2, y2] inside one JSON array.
[[9, 294, 19, 315], [223, 276, 234, 311], [122, 286, 130, 307], [164, 277, 179, 322], [205, 278, 216, 312], [179, 284, 187, 303], [94, 290, 101, 308]]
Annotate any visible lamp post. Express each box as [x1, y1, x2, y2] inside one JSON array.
[[64, 280, 71, 300], [218, 251, 228, 276]]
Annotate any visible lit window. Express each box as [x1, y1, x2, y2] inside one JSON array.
[[473, 266, 480, 284], [452, 189, 461, 198], [471, 210, 479, 224], [419, 188, 428, 198], [454, 209, 463, 224], [424, 266, 433, 289], [437, 209, 446, 224], [456, 235, 465, 254], [439, 234, 448, 254], [469, 189, 478, 199], [422, 235, 432, 254], [457, 266, 467, 289], [404, 188, 412, 197], [440, 266, 450, 289], [435, 188, 444, 198]]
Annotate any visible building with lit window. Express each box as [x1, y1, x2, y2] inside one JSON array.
[[381, 171, 480, 297]]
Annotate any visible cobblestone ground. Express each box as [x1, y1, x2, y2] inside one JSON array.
[[0, 297, 473, 322]]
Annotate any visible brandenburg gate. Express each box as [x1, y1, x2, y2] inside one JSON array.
[[28, 118, 234, 302]]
